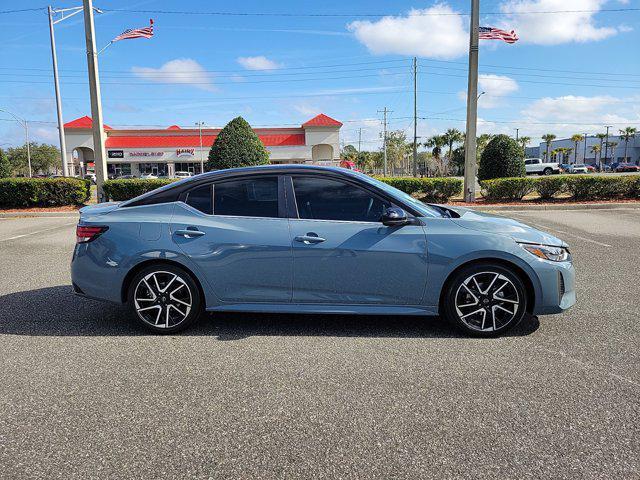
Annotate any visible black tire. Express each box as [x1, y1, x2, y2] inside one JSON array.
[[542, 168, 552, 175], [127, 264, 203, 334], [442, 263, 528, 337]]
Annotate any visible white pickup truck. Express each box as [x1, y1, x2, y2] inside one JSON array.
[[524, 158, 561, 175]]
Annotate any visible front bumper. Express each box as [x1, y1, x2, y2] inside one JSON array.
[[531, 259, 576, 315]]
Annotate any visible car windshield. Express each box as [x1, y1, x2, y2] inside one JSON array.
[[350, 172, 446, 218]]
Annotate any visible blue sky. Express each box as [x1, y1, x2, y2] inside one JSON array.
[[1, 0, 639, 151]]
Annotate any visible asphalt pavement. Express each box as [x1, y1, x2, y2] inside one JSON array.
[[0, 209, 638, 479]]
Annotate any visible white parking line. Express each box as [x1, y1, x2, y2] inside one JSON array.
[[523, 220, 612, 248], [0, 222, 76, 242]]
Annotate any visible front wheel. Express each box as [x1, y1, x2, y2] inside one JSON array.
[[442, 264, 527, 336], [128, 264, 203, 333], [542, 168, 552, 175]]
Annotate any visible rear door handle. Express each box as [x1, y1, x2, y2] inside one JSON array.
[[174, 228, 205, 238], [294, 234, 326, 244]]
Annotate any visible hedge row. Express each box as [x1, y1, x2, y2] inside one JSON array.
[[0, 177, 90, 208], [480, 175, 640, 201], [376, 177, 463, 202], [103, 178, 175, 201]]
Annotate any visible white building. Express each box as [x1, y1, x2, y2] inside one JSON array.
[[63, 114, 342, 177], [527, 133, 640, 166]]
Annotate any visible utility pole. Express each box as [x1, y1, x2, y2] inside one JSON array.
[[515, 128, 519, 142], [196, 121, 205, 173], [357, 128, 362, 152], [412, 56, 418, 177], [378, 107, 391, 176], [48, 6, 68, 177], [604, 125, 612, 168], [82, 0, 107, 201], [463, 0, 480, 202], [583, 133, 588, 162]]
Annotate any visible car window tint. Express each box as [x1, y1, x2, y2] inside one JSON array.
[[185, 184, 212, 215], [214, 177, 278, 218], [292, 176, 390, 222]]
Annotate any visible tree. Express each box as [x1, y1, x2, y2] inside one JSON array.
[[570, 134, 583, 163], [384, 130, 408, 174], [605, 141, 618, 167], [7, 142, 60, 175], [424, 135, 446, 176], [476, 133, 493, 159], [541, 133, 556, 161], [340, 144, 358, 161], [442, 128, 464, 174], [518, 136, 531, 152], [478, 134, 525, 181], [619, 127, 637, 163], [0, 148, 10, 178], [590, 144, 601, 164], [205, 116, 269, 171]]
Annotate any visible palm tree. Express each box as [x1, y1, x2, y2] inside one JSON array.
[[605, 141, 618, 167], [425, 135, 446, 176], [595, 133, 607, 163], [570, 134, 583, 164], [590, 144, 601, 164], [619, 127, 637, 163], [442, 128, 464, 174], [541, 134, 556, 161], [518, 136, 531, 152]]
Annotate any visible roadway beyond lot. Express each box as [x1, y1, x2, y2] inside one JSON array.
[[0, 210, 638, 479]]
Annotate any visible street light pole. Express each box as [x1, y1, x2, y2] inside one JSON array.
[[48, 6, 68, 177], [604, 125, 612, 168], [463, 0, 480, 202], [196, 122, 205, 173], [583, 133, 588, 162], [82, 0, 108, 202], [0, 108, 32, 177]]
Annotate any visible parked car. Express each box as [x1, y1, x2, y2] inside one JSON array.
[[116, 174, 136, 180], [174, 171, 193, 179], [615, 163, 640, 173], [568, 164, 589, 174], [72, 165, 575, 336], [585, 165, 596, 173], [524, 158, 560, 175], [140, 173, 159, 180], [558, 164, 571, 173]]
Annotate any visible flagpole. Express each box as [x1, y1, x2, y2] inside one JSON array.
[[463, 0, 480, 203], [97, 41, 114, 55]]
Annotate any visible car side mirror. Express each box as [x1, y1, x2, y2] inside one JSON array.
[[381, 207, 410, 227]]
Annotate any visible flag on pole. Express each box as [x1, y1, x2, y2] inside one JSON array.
[[479, 26, 518, 44], [112, 19, 154, 42]]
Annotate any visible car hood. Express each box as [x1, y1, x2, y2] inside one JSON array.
[[444, 206, 567, 247]]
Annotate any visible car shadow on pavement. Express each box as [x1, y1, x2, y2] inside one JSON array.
[[0, 286, 540, 339]]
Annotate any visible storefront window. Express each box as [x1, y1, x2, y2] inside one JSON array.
[[139, 163, 167, 176]]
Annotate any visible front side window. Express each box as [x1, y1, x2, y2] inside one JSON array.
[[292, 176, 390, 222], [214, 177, 279, 218]]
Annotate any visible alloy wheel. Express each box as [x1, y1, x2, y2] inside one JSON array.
[[454, 271, 520, 332], [133, 271, 193, 329]]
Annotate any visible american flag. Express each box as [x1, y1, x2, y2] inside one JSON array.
[[479, 26, 518, 44], [112, 19, 154, 43]]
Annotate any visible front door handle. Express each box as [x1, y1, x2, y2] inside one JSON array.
[[294, 234, 326, 244], [174, 228, 205, 238]]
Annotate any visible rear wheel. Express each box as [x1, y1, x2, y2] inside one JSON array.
[[542, 168, 552, 175], [128, 264, 202, 333], [442, 264, 527, 336]]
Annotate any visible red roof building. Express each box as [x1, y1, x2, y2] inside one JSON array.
[[63, 115, 341, 177]]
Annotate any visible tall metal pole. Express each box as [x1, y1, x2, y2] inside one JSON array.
[[583, 133, 588, 162], [463, 0, 480, 202], [82, 0, 107, 201], [25, 121, 32, 177], [357, 128, 362, 152], [515, 128, 519, 142], [412, 56, 418, 177], [378, 107, 390, 176], [604, 125, 612, 168], [197, 122, 204, 172], [48, 6, 68, 177]]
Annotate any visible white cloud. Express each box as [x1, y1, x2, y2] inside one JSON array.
[[459, 74, 519, 108], [499, 0, 619, 45], [237, 56, 282, 71], [293, 103, 321, 116], [347, 4, 468, 59], [132, 58, 215, 91]]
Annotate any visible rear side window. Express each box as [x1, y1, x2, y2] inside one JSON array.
[[292, 176, 390, 222], [214, 177, 278, 218], [185, 184, 213, 215]]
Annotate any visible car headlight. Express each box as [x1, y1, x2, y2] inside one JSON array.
[[519, 243, 571, 262]]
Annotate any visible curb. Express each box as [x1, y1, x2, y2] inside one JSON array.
[[461, 202, 640, 212], [0, 211, 80, 218]]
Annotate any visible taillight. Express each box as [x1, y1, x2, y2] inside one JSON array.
[[76, 225, 108, 243]]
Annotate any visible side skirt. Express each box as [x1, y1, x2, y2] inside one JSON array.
[[207, 303, 438, 316]]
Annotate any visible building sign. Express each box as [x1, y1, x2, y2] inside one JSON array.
[[128, 151, 164, 157], [108, 150, 124, 158], [176, 148, 195, 158]]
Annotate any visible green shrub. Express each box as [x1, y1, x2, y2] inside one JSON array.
[[0, 177, 89, 208], [480, 177, 534, 201], [478, 134, 525, 181], [533, 176, 567, 200], [624, 175, 640, 198], [206, 116, 269, 171], [377, 177, 463, 202], [564, 175, 628, 200], [102, 178, 175, 201]]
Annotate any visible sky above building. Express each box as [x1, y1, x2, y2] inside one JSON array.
[[0, 0, 639, 151]]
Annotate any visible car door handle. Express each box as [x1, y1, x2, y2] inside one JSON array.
[[294, 234, 326, 244], [174, 229, 205, 238]]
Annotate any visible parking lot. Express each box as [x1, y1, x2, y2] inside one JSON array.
[[0, 209, 638, 479]]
